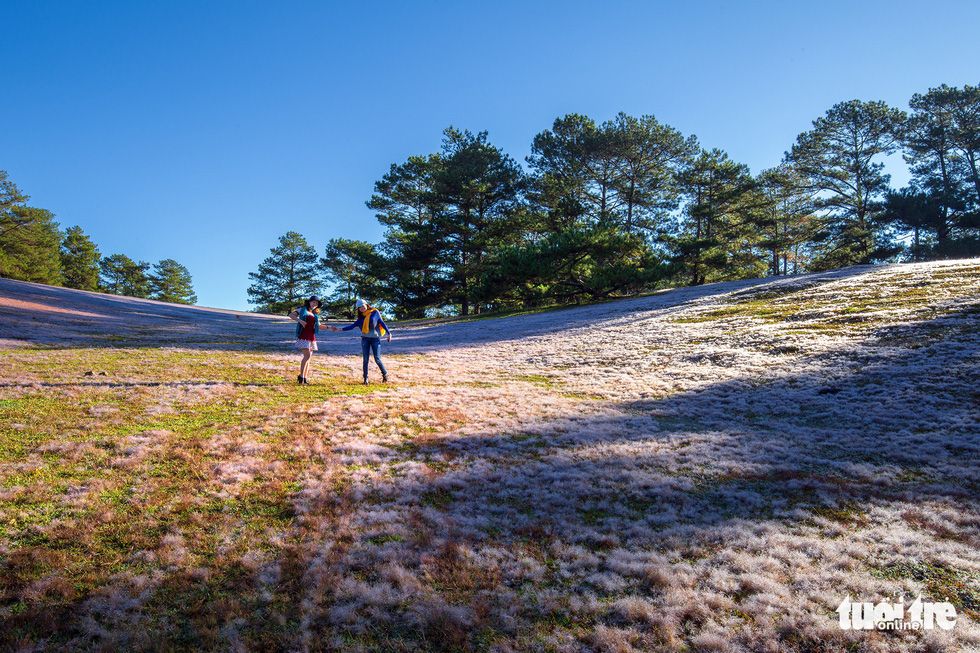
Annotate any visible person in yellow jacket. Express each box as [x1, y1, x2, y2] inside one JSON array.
[[329, 298, 391, 384]]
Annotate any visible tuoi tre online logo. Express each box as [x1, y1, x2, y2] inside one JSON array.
[[837, 595, 957, 631]]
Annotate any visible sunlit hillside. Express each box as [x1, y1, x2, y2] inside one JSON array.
[[1, 260, 979, 652]]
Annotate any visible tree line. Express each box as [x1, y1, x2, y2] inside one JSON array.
[[249, 83, 980, 318], [0, 171, 197, 304]]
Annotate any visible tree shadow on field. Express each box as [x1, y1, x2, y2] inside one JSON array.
[[0, 266, 877, 352], [3, 271, 978, 652], [0, 277, 287, 350], [245, 304, 978, 651], [375, 265, 878, 355], [409, 303, 980, 544]]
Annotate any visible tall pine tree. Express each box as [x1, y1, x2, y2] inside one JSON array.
[[755, 165, 818, 275], [100, 254, 151, 298], [675, 149, 761, 285], [321, 239, 382, 318], [886, 84, 980, 258], [367, 153, 448, 318], [0, 172, 63, 284], [247, 231, 321, 314], [432, 127, 527, 315], [60, 226, 101, 291], [786, 100, 906, 269], [150, 259, 197, 304]]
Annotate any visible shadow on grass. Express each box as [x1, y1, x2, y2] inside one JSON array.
[[2, 276, 977, 651], [1, 266, 878, 353]]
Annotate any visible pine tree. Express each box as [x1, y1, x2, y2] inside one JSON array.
[[606, 112, 699, 234], [100, 254, 151, 298], [755, 165, 818, 275], [0, 172, 63, 284], [527, 113, 697, 234], [432, 127, 527, 315], [321, 239, 382, 318], [367, 153, 448, 318], [675, 149, 761, 286], [247, 231, 321, 314], [0, 206, 62, 284], [60, 226, 101, 290], [888, 84, 980, 258], [150, 259, 197, 304], [786, 100, 906, 269]]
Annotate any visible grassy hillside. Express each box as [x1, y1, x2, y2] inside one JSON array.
[[1, 261, 979, 652]]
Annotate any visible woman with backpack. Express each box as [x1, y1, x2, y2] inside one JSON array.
[[328, 298, 392, 384], [288, 296, 321, 384]]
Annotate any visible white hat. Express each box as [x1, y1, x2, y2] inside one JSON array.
[[355, 298, 367, 308]]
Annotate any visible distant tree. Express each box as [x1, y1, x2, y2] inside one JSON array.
[[247, 231, 321, 314], [367, 153, 449, 318], [786, 99, 907, 269], [755, 165, 818, 275], [321, 238, 383, 318], [674, 149, 761, 286], [0, 171, 63, 284], [481, 225, 668, 307], [60, 226, 101, 290], [100, 253, 151, 298], [606, 112, 699, 234], [527, 113, 613, 230], [0, 170, 29, 241], [881, 190, 943, 261], [527, 112, 697, 235], [431, 127, 527, 315], [150, 259, 197, 304], [946, 84, 980, 207], [0, 206, 62, 284], [886, 84, 980, 258], [522, 113, 695, 303]]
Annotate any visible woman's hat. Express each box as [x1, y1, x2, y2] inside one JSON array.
[[309, 296, 320, 304], [355, 298, 367, 309]]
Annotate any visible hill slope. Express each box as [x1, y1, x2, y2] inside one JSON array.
[[1, 260, 979, 652]]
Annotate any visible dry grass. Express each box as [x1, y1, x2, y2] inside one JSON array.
[[2, 260, 980, 651]]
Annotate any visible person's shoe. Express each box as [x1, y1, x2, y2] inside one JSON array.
[[362, 378, 369, 385], [382, 374, 389, 383], [303, 377, 310, 384], [297, 375, 304, 385]]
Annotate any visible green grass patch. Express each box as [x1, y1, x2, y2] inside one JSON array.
[[421, 488, 455, 510], [871, 560, 980, 618]]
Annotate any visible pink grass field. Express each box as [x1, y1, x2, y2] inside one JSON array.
[[1, 260, 979, 652]]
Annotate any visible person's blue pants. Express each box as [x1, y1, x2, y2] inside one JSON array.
[[361, 337, 387, 379]]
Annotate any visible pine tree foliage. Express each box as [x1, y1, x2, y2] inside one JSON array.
[[150, 259, 197, 304], [100, 254, 151, 298], [367, 153, 448, 319], [0, 171, 63, 284], [527, 113, 698, 235], [786, 100, 907, 269], [755, 165, 819, 275], [674, 149, 761, 285], [885, 84, 980, 259], [321, 239, 382, 318], [432, 127, 527, 315], [60, 226, 101, 291], [247, 231, 321, 314]]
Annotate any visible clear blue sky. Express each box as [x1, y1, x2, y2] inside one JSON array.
[[3, 1, 978, 311]]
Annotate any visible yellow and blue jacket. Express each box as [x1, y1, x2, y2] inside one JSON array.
[[341, 309, 389, 339]]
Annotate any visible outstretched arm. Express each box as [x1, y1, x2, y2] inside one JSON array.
[[338, 316, 363, 332]]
